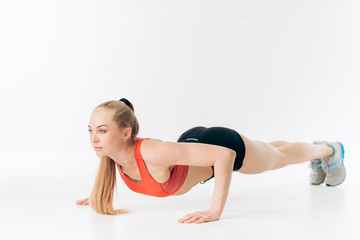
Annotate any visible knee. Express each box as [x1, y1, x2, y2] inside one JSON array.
[[270, 149, 288, 170]]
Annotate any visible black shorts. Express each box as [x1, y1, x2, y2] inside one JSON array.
[[177, 126, 246, 183]]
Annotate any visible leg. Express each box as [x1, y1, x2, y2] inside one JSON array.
[[269, 141, 289, 147], [238, 135, 333, 174]]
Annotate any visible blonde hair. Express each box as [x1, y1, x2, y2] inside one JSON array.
[[90, 100, 139, 215]]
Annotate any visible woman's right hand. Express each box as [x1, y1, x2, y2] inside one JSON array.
[[75, 198, 89, 205]]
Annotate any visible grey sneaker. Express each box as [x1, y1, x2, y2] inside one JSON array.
[[309, 158, 326, 185], [321, 141, 346, 187], [309, 141, 326, 185]]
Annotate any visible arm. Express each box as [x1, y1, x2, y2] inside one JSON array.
[[143, 140, 236, 224]]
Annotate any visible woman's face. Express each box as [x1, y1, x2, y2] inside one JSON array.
[[88, 107, 125, 157]]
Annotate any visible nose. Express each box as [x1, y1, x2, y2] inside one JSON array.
[[90, 132, 99, 144]]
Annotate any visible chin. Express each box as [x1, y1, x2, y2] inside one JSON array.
[[95, 152, 106, 157]]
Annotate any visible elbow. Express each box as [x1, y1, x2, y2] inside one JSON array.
[[229, 149, 236, 159], [215, 149, 236, 172], [226, 149, 236, 165], [213, 148, 236, 167]]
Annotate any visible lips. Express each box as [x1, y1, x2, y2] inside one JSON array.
[[93, 147, 102, 151]]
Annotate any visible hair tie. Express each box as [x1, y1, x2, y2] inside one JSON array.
[[119, 98, 131, 108]]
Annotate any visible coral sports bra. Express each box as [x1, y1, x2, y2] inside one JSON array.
[[116, 138, 189, 197]]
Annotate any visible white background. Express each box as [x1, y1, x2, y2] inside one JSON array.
[[0, 0, 359, 239]]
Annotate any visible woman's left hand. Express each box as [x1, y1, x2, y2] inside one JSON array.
[[75, 198, 89, 205], [178, 209, 220, 224]]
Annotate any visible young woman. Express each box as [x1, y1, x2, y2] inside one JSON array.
[[75, 98, 346, 224]]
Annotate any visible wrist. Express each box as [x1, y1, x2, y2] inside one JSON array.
[[207, 207, 222, 218]]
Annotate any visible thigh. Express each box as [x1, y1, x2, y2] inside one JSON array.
[[269, 141, 290, 147], [237, 135, 286, 174]]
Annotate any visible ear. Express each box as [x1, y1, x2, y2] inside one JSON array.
[[123, 127, 133, 140]]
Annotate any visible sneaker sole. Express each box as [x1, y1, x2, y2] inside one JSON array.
[[326, 142, 346, 187], [311, 181, 324, 185], [310, 175, 325, 185]]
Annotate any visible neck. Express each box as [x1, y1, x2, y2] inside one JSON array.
[[108, 141, 136, 168]]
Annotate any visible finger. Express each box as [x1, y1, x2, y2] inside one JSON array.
[[195, 217, 207, 224], [178, 211, 205, 223], [178, 213, 196, 223], [82, 199, 89, 205], [178, 216, 193, 223], [195, 215, 218, 224], [75, 198, 88, 205], [185, 212, 208, 223], [184, 216, 201, 224]]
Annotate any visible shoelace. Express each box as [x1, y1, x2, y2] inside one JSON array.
[[309, 160, 322, 174], [322, 157, 333, 177]]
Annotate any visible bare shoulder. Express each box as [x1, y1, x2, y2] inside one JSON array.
[[139, 138, 170, 166], [140, 138, 185, 167]]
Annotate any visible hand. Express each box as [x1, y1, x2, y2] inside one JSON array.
[[75, 198, 89, 206], [178, 209, 220, 224]]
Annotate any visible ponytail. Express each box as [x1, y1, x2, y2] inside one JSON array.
[[90, 156, 128, 215]]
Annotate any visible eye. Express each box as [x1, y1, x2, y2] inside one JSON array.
[[88, 129, 92, 133], [99, 130, 106, 133]]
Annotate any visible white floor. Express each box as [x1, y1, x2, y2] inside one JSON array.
[[1, 0, 359, 239], [0, 152, 359, 240]]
